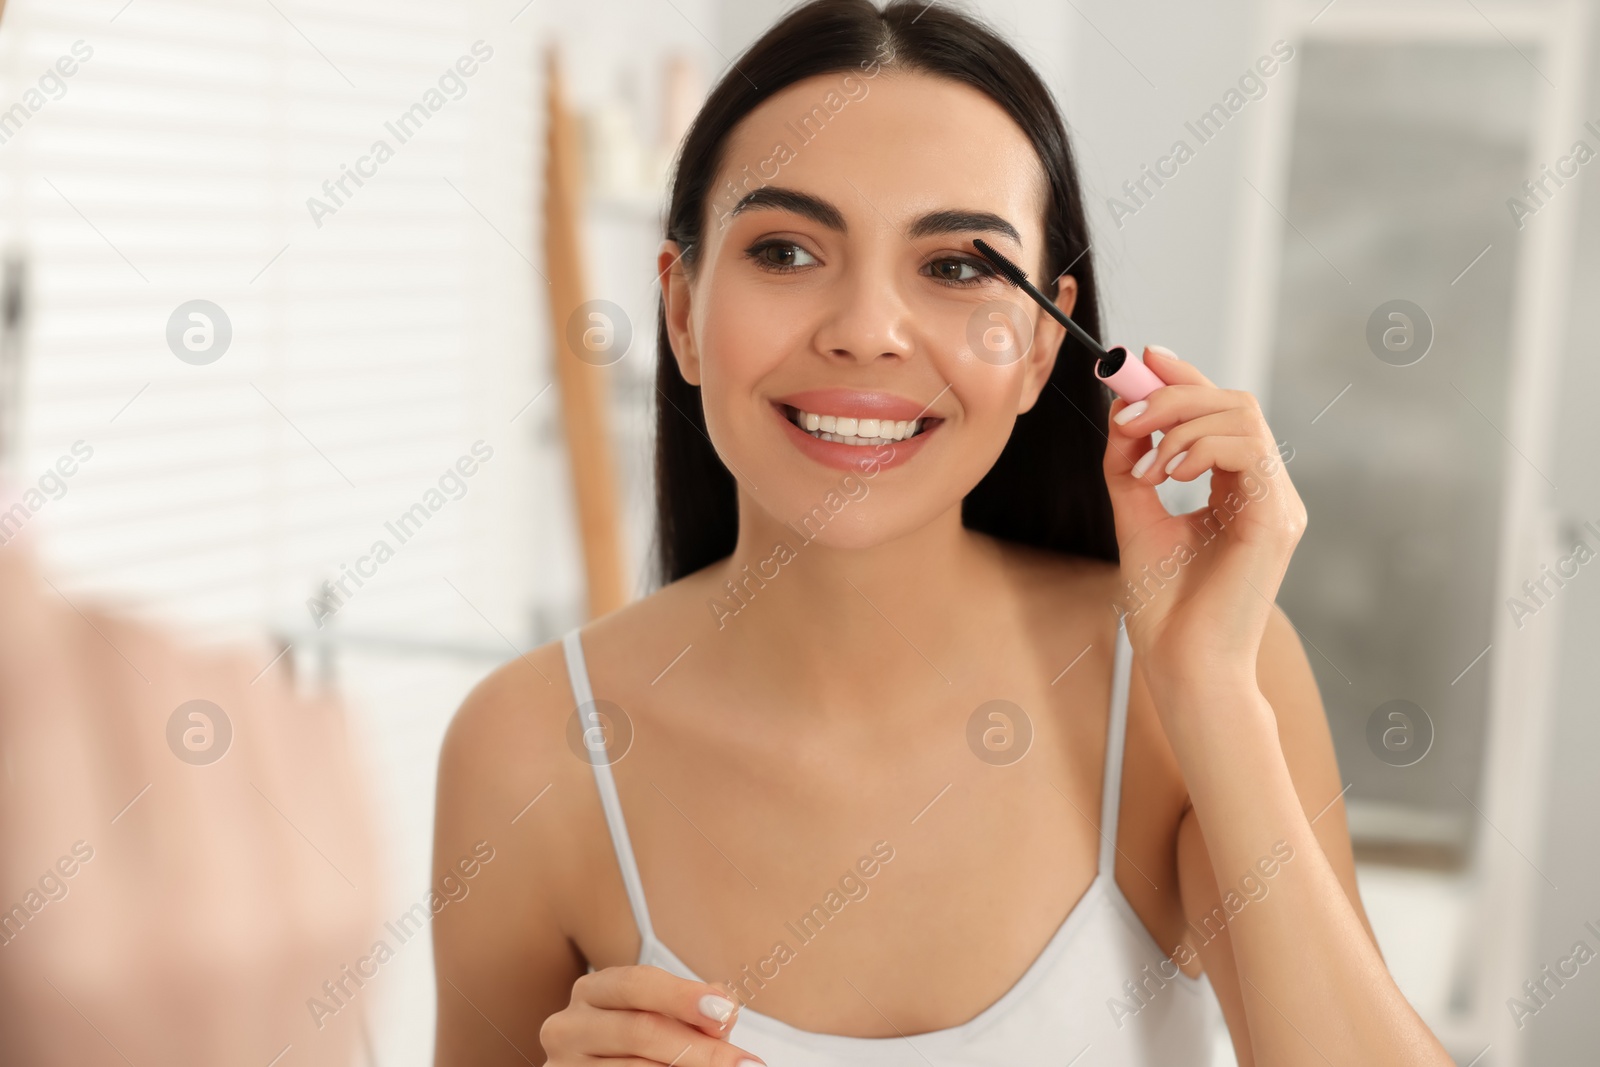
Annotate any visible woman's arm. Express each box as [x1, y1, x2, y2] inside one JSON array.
[[1103, 345, 1449, 1065], [432, 658, 586, 1066], [1162, 624, 1441, 1065], [1168, 603, 1389, 1066]]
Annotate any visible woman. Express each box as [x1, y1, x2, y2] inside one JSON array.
[[432, 2, 1451, 1063]]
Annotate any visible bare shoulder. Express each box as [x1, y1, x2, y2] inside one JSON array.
[[986, 534, 1121, 592], [1120, 598, 1339, 818], [1236, 602, 1346, 818], [432, 577, 712, 925], [1255, 602, 1324, 727], [432, 636, 589, 945], [430, 631, 598, 1057], [981, 534, 1123, 645], [1252, 602, 1357, 877], [430, 584, 701, 1059], [436, 641, 574, 821]]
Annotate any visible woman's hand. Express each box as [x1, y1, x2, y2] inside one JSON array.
[[0, 538, 381, 1066], [540, 966, 766, 1066], [1101, 346, 1307, 703]]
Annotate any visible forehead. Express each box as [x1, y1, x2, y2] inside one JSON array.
[[711, 70, 1048, 241]]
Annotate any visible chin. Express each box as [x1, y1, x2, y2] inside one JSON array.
[[716, 410, 1005, 551], [742, 482, 948, 553]]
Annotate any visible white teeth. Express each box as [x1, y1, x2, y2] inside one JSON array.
[[788, 406, 924, 445]]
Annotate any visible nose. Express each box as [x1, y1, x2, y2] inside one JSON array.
[[810, 250, 916, 365]]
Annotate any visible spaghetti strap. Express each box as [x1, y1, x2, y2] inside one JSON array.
[[551, 617, 1222, 1061], [562, 628, 657, 947], [1097, 615, 1134, 877]]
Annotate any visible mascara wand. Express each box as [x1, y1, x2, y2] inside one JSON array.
[[971, 238, 1165, 403]]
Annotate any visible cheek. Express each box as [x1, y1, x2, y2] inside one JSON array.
[[937, 327, 1033, 472], [945, 387, 1023, 508], [698, 282, 801, 387], [694, 282, 802, 442], [949, 351, 1026, 433]]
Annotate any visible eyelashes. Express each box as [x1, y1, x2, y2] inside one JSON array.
[[745, 239, 817, 271], [742, 239, 999, 288], [925, 254, 998, 287]]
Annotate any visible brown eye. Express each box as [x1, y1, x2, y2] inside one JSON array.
[[926, 256, 994, 287], [745, 240, 817, 270]]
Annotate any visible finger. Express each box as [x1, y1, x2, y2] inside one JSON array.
[[580, 1006, 766, 1066], [578, 966, 746, 1039], [1140, 345, 1215, 388], [1126, 412, 1259, 485], [1109, 384, 1257, 437], [1101, 348, 1238, 554], [1102, 431, 1173, 540], [1156, 436, 1262, 483], [1103, 399, 1151, 473]]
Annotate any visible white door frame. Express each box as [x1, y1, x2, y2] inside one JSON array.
[[1222, 1, 1592, 1063]]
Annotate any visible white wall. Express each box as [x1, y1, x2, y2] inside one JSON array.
[[1528, 5, 1600, 1058]]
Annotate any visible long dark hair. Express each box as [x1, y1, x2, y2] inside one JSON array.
[[651, 0, 1117, 586]]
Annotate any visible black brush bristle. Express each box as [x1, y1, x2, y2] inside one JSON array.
[[970, 238, 1107, 359], [972, 238, 1030, 288]]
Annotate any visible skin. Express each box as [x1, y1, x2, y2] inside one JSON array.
[[0, 538, 380, 1066], [432, 70, 1452, 1066]]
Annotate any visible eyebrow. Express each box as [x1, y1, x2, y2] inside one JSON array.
[[727, 185, 1021, 245]]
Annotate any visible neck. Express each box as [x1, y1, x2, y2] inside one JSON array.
[[701, 486, 1002, 714]]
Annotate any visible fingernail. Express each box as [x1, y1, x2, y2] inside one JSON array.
[[1131, 449, 1159, 479], [1164, 450, 1188, 474], [1112, 400, 1148, 426], [737, 1060, 766, 1067], [1148, 344, 1181, 361], [700, 994, 737, 1023]]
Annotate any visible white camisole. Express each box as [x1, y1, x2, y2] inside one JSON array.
[[561, 616, 1228, 1065]]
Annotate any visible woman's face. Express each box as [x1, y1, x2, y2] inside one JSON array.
[[660, 70, 1075, 548]]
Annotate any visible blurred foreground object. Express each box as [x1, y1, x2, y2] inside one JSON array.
[[0, 530, 383, 1064]]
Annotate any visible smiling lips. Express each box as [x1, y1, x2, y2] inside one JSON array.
[[771, 387, 944, 471], [787, 407, 925, 445]]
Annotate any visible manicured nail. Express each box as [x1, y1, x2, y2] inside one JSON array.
[[1148, 344, 1181, 361], [1164, 450, 1188, 474], [1113, 400, 1148, 425], [699, 994, 737, 1023], [1131, 449, 1159, 479]]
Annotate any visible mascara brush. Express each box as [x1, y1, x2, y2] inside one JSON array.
[[970, 238, 1165, 403]]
